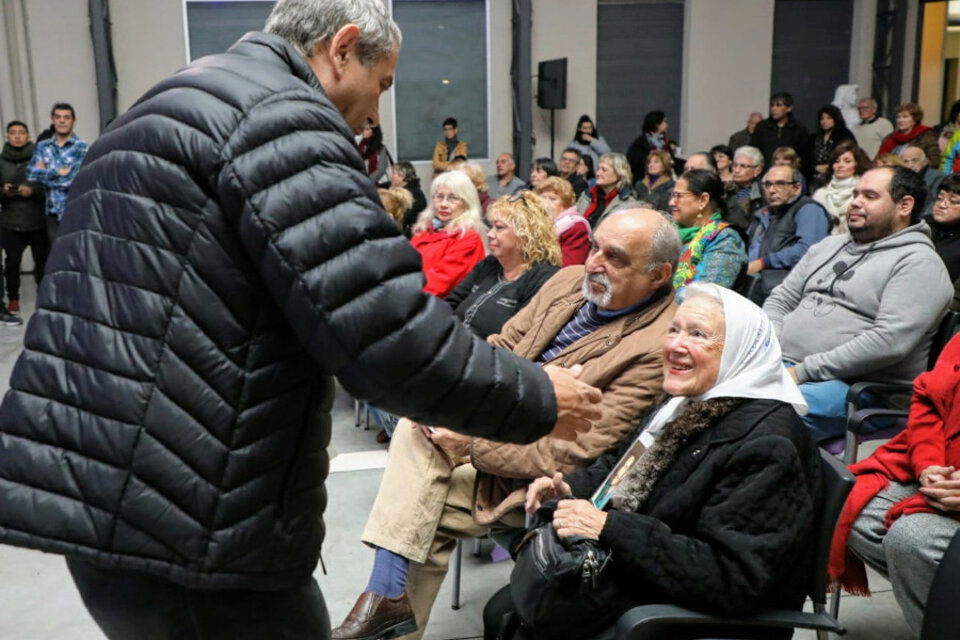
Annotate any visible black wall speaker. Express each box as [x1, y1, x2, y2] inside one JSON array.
[[537, 58, 567, 109]]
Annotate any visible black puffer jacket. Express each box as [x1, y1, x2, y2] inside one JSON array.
[[566, 399, 821, 620], [0, 33, 556, 590]]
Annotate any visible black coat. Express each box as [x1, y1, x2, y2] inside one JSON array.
[[0, 143, 46, 232], [751, 116, 812, 172], [0, 32, 557, 590], [566, 399, 821, 618], [446, 257, 559, 339], [401, 177, 427, 238]]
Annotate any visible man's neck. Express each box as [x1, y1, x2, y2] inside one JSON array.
[[861, 115, 878, 125], [561, 171, 574, 180], [54, 132, 72, 146], [498, 172, 515, 186], [775, 116, 789, 128]]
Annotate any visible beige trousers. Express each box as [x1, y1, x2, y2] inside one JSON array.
[[361, 419, 522, 640]]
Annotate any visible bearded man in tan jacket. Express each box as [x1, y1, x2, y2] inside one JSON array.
[[333, 209, 681, 640]]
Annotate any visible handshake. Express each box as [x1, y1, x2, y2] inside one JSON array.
[[543, 363, 602, 441]]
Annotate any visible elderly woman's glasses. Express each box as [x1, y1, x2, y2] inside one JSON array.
[[935, 193, 960, 208], [432, 193, 462, 204], [668, 191, 694, 201]]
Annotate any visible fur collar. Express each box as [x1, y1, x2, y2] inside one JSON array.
[[609, 397, 743, 512]]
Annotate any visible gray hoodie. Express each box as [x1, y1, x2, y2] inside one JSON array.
[[763, 221, 952, 385]]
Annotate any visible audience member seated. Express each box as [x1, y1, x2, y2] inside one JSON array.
[[751, 92, 811, 170], [527, 157, 559, 191], [633, 149, 675, 212], [378, 186, 412, 230], [929, 174, 960, 311], [811, 105, 856, 190], [900, 144, 945, 218], [724, 145, 765, 230], [682, 151, 715, 173], [455, 162, 493, 217], [410, 171, 487, 297], [568, 114, 611, 168], [830, 333, 960, 636], [0, 120, 47, 322], [332, 209, 680, 640], [390, 161, 427, 238], [432, 117, 468, 176], [535, 176, 591, 266], [745, 164, 830, 304], [763, 166, 952, 442], [728, 111, 764, 151], [772, 145, 808, 194], [488, 152, 525, 199], [359, 123, 390, 186], [813, 139, 873, 234], [576, 153, 638, 229], [577, 154, 596, 187], [710, 144, 734, 183], [626, 109, 680, 181], [853, 97, 894, 160], [557, 147, 588, 198], [877, 103, 939, 167], [486, 283, 820, 640], [670, 169, 748, 291]]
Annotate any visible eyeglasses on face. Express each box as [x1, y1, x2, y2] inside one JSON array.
[[732, 162, 758, 170], [668, 191, 695, 200], [761, 180, 797, 189], [432, 193, 462, 204], [935, 193, 960, 207]]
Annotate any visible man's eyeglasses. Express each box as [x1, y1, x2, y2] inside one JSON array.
[[761, 180, 797, 190], [432, 193, 462, 204]]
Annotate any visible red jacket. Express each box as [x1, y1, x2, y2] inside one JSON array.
[[829, 333, 960, 595], [411, 228, 485, 297]]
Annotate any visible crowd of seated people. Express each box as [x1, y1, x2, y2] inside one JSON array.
[[339, 90, 960, 639]]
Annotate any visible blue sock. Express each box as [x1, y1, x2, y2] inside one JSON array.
[[365, 547, 409, 598]]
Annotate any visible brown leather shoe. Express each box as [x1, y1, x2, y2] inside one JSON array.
[[331, 590, 417, 640]]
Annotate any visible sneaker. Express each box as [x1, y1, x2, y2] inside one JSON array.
[[7, 300, 19, 313], [0, 309, 22, 327]]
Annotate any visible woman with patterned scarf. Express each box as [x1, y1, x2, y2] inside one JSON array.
[[669, 169, 747, 292], [485, 284, 821, 640]]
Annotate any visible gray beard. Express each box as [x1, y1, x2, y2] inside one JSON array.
[[581, 272, 613, 308]]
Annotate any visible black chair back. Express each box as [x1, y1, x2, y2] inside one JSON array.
[[927, 311, 960, 370], [810, 449, 855, 605]]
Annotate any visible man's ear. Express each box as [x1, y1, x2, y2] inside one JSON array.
[[310, 24, 360, 77], [897, 195, 916, 222], [652, 263, 674, 289]]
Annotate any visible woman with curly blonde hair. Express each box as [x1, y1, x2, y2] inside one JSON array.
[[411, 170, 487, 297], [445, 190, 561, 339]]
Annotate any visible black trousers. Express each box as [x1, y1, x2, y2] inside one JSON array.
[[1, 228, 49, 300], [66, 557, 330, 640]]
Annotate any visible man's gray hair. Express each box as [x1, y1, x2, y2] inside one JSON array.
[[733, 145, 764, 167], [646, 211, 682, 274], [265, 0, 401, 66]]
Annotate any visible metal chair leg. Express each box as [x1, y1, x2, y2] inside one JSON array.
[[364, 402, 371, 430], [451, 540, 462, 610], [473, 537, 483, 556], [354, 399, 361, 427], [829, 588, 841, 623]]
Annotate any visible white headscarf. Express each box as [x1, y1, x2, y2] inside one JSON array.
[[640, 283, 807, 443]]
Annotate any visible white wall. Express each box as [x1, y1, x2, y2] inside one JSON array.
[[680, 0, 774, 154]]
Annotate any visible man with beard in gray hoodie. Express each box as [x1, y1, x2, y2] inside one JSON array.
[[763, 165, 952, 442]]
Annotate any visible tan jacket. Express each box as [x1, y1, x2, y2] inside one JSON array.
[[432, 140, 469, 174], [470, 266, 675, 525]]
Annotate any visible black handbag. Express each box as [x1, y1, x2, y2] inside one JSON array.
[[508, 500, 628, 640]]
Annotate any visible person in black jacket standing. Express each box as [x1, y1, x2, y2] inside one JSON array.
[[751, 92, 811, 171], [0, 1, 602, 639]]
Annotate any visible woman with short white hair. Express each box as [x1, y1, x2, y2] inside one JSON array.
[[411, 170, 487, 297], [576, 152, 639, 229]]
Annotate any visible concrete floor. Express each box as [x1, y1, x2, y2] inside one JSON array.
[[0, 278, 915, 640]]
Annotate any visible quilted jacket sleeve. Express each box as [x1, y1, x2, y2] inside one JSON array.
[[597, 434, 814, 615], [217, 91, 556, 443]]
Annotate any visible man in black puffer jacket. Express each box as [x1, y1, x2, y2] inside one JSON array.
[[0, 1, 601, 637]]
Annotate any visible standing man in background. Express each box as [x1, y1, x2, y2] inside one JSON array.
[[26, 103, 88, 241]]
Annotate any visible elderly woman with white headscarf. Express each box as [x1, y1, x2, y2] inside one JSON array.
[[495, 283, 822, 639]]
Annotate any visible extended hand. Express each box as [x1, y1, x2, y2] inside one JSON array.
[[525, 472, 572, 514], [553, 499, 607, 540], [426, 426, 470, 458], [545, 364, 601, 441]]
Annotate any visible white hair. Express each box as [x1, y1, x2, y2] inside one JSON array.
[[413, 171, 486, 238], [265, 0, 401, 66], [733, 145, 764, 167]]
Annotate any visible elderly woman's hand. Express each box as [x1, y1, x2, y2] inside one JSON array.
[[553, 499, 608, 540], [525, 473, 572, 514]]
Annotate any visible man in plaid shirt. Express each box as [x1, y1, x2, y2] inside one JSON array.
[[26, 103, 88, 241]]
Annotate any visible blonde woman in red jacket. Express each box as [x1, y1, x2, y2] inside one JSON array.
[[410, 170, 487, 297]]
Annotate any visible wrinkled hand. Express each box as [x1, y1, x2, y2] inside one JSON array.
[[553, 499, 607, 540], [425, 426, 470, 458], [920, 465, 955, 488], [919, 469, 960, 512], [746, 259, 764, 275], [545, 364, 602, 441], [525, 472, 572, 514]]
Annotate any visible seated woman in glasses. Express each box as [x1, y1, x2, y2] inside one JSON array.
[[669, 169, 747, 292], [410, 170, 488, 297]]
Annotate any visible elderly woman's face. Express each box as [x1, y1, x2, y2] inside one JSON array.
[[486, 213, 521, 262], [896, 110, 916, 132], [595, 160, 617, 189], [662, 297, 725, 397], [431, 185, 466, 223]]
